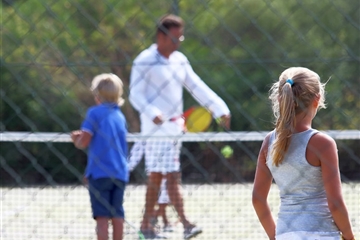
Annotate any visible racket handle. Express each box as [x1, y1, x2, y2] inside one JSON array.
[[169, 116, 184, 122]]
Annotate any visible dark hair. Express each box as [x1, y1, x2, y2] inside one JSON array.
[[157, 14, 184, 34]]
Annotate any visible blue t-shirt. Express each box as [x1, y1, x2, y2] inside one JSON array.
[[81, 103, 128, 182]]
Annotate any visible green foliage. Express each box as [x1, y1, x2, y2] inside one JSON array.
[[3, 0, 358, 131], [1, 0, 359, 184]]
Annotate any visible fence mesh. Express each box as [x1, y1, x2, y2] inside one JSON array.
[[1, 0, 359, 239]]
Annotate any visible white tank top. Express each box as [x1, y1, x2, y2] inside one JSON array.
[[266, 129, 340, 235]]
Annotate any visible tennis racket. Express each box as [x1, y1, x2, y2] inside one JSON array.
[[170, 106, 212, 133]]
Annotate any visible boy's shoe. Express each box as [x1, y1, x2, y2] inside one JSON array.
[[140, 229, 167, 239], [183, 225, 202, 239], [163, 224, 174, 232]]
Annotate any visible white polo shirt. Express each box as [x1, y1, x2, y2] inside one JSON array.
[[129, 44, 230, 136]]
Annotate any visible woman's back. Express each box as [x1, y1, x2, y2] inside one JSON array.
[[267, 129, 339, 235], [252, 67, 354, 240]]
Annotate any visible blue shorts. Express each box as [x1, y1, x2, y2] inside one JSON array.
[[88, 177, 126, 219]]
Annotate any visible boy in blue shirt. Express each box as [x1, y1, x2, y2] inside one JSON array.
[[71, 73, 128, 240]]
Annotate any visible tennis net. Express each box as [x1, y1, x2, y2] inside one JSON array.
[[2, 129, 359, 183], [1, 130, 359, 239], [1, 130, 359, 142]]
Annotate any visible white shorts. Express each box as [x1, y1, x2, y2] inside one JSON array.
[[276, 231, 341, 240], [158, 179, 170, 204], [145, 140, 181, 174]]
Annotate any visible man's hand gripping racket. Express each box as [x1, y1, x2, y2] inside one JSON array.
[[153, 106, 230, 133]]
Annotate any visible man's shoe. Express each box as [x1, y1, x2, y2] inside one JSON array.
[[183, 225, 202, 239]]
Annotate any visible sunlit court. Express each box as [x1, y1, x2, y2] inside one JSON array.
[[2, 0, 359, 239], [1, 183, 359, 239]]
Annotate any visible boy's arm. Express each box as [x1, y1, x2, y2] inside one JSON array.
[[71, 130, 92, 149]]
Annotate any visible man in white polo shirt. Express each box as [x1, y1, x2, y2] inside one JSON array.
[[129, 14, 231, 239]]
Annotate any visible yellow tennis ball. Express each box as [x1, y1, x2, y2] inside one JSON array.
[[221, 145, 233, 158]]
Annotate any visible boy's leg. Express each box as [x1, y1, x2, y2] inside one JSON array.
[[158, 204, 168, 226], [111, 218, 124, 240], [96, 217, 109, 240], [88, 178, 112, 240], [111, 180, 126, 240], [158, 178, 170, 226], [159, 203, 174, 232]]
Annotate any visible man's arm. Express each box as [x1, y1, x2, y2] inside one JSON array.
[[129, 61, 163, 123], [183, 62, 231, 129]]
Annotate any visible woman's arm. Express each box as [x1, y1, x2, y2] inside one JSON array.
[[312, 133, 354, 240], [252, 133, 276, 240]]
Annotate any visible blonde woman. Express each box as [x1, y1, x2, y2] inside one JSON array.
[[252, 67, 354, 240]]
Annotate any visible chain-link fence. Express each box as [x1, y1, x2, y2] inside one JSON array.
[[1, 0, 359, 239]]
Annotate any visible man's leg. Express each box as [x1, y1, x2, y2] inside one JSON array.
[[165, 172, 190, 227], [166, 172, 202, 239], [140, 172, 162, 230], [152, 204, 159, 226]]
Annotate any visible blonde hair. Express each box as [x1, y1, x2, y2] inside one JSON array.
[[91, 73, 124, 106], [269, 67, 326, 166]]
